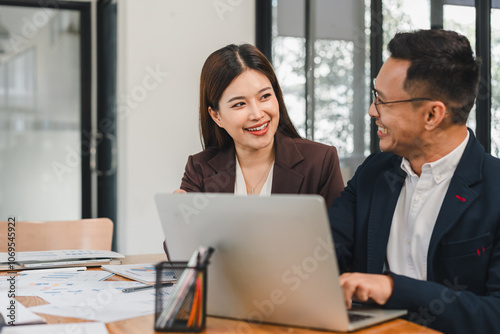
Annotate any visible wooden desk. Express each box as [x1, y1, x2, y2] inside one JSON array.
[[12, 254, 441, 334]]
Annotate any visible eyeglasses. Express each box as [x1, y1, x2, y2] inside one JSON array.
[[371, 80, 433, 113]]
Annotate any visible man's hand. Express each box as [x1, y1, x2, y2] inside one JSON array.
[[173, 189, 187, 194], [339, 273, 394, 309]]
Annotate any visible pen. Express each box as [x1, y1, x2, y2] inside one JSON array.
[[18, 266, 87, 274], [122, 282, 173, 293]]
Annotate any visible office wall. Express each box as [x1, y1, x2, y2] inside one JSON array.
[[117, 0, 255, 254]]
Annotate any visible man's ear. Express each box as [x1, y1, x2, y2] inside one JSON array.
[[208, 107, 222, 127], [424, 101, 447, 130]]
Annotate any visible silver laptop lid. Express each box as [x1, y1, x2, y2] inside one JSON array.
[[156, 193, 353, 331]]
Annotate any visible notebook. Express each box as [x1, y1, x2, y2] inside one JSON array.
[[155, 193, 406, 332]]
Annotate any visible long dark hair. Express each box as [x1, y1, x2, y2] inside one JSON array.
[[199, 44, 300, 150]]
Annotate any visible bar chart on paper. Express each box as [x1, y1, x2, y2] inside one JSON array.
[[20, 270, 113, 282]]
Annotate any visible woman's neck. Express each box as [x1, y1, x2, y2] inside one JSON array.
[[235, 144, 276, 195], [235, 144, 275, 168]]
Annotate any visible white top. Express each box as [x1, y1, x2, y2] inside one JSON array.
[[234, 156, 274, 196], [386, 131, 469, 280]]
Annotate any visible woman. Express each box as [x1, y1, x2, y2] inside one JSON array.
[[177, 44, 344, 207]]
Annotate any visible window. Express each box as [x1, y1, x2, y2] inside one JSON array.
[[491, 8, 500, 157], [443, 4, 477, 134], [272, 0, 371, 181], [261, 0, 500, 177], [2, 48, 36, 112]]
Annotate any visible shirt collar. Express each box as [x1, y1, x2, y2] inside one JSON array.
[[400, 131, 470, 183]]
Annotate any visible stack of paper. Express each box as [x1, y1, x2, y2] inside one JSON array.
[[0, 250, 124, 270]]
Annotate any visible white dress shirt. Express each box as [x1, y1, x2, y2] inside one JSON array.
[[386, 132, 469, 280], [234, 156, 274, 196]]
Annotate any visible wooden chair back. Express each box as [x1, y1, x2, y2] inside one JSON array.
[[0, 218, 113, 252]]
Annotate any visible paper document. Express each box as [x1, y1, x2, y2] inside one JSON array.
[[0, 271, 115, 298], [102, 263, 176, 284], [0, 296, 46, 325], [13, 281, 143, 304], [28, 282, 176, 323], [17, 270, 113, 282]]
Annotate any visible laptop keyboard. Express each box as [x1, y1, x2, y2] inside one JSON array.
[[348, 312, 374, 323]]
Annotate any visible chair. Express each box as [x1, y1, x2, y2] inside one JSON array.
[[0, 218, 113, 252]]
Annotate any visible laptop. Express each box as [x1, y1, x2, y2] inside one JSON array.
[[155, 193, 406, 332]]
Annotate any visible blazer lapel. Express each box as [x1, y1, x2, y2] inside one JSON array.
[[205, 146, 236, 193], [427, 131, 483, 279], [367, 156, 406, 273], [271, 132, 305, 194]]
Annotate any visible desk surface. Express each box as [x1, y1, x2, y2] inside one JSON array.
[[13, 254, 441, 334]]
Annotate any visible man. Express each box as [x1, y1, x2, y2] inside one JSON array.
[[329, 29, 500, 333]]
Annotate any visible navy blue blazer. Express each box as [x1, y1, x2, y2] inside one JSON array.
[[328, 130, 500, 333]]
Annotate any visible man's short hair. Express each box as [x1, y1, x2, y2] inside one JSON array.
[[388, 29, 481, 124]]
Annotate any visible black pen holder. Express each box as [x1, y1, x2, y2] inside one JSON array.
[[154, 261, 208, 332]]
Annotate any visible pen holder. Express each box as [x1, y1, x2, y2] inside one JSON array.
[[154, 261, 208, 332]]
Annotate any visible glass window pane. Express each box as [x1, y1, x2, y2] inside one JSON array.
[[273, 0, 371, 181], [491, 8, 500, 157], [382, 0, 430, 60], [444, 4, 477, 132], [273, 36, 307, 137], [0, 64, 5, 107], [314, 39, 355, 156], [273, 0, 307, 138], [0, 6, 81, 220], [312, 0, 371, 179]]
